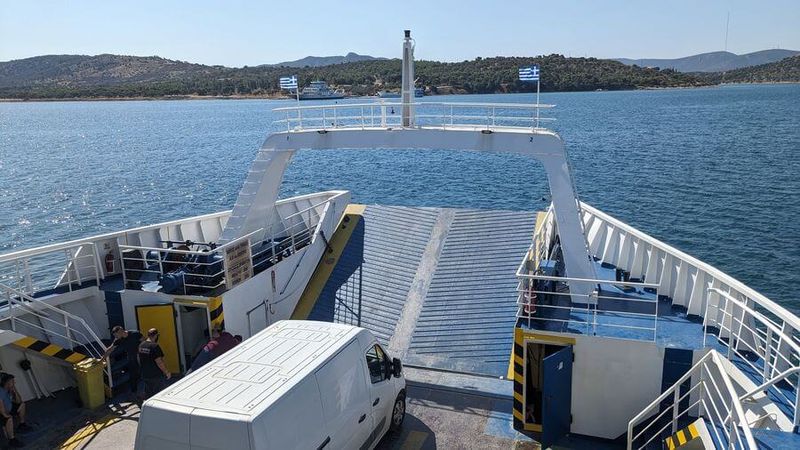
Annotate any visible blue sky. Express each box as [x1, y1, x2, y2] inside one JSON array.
[[1, 0, 798, 67]]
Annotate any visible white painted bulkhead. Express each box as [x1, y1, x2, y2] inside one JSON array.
[[528, 331, 667, 439]]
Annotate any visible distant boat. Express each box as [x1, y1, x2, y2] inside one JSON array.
[[299, 81, 345, 100], [377, 87, 424, 98]]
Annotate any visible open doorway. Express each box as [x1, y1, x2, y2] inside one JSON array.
[[524, 341, 573, 447], [176, 304, 211, 372]]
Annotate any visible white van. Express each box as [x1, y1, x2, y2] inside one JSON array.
[[135, 320, 406, 450]]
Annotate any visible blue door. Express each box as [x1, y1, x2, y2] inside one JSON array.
[[541, 345, 573, 448]]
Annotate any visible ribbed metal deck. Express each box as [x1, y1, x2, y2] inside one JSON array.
[[307, 205, 439, 344], [307, 205, 536, 377], [406, 210, 536, 376]]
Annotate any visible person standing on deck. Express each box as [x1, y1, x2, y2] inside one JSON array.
[[138, 328, 171, 399], [103, 326, 144, 398], [0, 373, 32, 448], [187, 327, 239, 373]]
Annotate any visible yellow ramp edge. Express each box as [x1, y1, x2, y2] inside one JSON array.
[[292, 204, 366, 320]]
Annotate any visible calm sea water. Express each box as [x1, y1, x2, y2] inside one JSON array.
[[1, 85, 798, 312]]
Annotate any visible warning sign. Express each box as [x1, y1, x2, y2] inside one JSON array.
[[224, 239, 253, 289]]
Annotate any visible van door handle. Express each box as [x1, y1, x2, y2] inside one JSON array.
[[373, 398, 380, 406], [358, 414, 366, 423], [317, 436, 330, 449]]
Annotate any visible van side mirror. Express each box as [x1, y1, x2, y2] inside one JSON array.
[[391, 357, 402, 378]]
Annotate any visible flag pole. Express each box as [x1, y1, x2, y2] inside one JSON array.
[[295, 76, 300, 104], [535, 73, 540, 129]]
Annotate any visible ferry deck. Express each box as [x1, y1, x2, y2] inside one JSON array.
[[0, 31, 798, 450]]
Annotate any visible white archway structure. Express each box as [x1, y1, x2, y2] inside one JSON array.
[[220, 125, 597, 293]]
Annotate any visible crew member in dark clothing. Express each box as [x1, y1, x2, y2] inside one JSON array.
[[103, 326, 144, 397], [212, 328, 238, 357], [138, 328, 171, 399], [188, 327, 239, 373]]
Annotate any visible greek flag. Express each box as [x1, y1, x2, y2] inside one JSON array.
[[279, 75, 298, 90], [519, 65, 540, 82]]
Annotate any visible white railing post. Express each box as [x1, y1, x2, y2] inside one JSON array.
[[6, 291, 15, 331], [64, 314, 72, 347], [65, 248, 74, 291], [91, 243, 101, 285], [672, 389, 679, 433], [795, 377, 800, 428], [23, 259, 33, 294], [653, 289, 659, 342], [703, 292, 711, 348], [763, 327, 773, 383]]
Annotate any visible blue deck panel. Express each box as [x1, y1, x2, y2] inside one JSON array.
[[308, 205, 439, 345], [751, 428, 800, 449], [519, 260, 708, 349], [406, 209, 536, 377]]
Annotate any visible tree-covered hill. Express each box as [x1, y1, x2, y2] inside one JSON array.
[[0, 54, 224, 88], [699, 55, 800, 84], [0, 53, 738, 100]]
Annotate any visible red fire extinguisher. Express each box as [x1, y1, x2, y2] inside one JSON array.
[[105, 251, 115, 274]]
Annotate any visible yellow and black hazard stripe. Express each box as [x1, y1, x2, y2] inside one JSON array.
[[293, 204, 366, 320], [13, 336, 89, 364], [512, 327, 525, 430], [665, 421, 700, 450], [209, 296, 224, 330]]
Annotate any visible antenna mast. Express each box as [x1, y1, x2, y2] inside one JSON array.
[[401, 30, 415, 127], [724, 12, 730, 52]]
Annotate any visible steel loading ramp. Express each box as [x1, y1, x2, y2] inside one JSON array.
[[294, 204, 536, 377]]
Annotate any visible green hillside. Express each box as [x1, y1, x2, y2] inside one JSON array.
[[0, 54, 709, 99]]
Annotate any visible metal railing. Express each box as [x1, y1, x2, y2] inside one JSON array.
[[0, 283, 111, 388], [516, 209, 661, 342], [0, 242, 100, 298], [704, 287, 800, 427], [579, 201, 800, 375], [119, 194, 334, 295], [627, 350, 757, 450], [274, 101, 556, 132], [516, 270, 661, 342]]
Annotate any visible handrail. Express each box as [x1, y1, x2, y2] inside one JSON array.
[[628, 351, 715, 445], [273, 101, 557, 112], [740, 367, 800, 402], [0, 210, 232, 263], [516, 272, 660, 289], [0, 283, 107, 353], [580, 202, 800, 334], [118, 228, 264, 256], [627, 350, 756, 450], [274, 101, 557, 132], [0, 190, 345, 263], [0, 283, 112, 388], [705, 286, 800, 427], [706, 287, 800, 356], [715, 351, 758, 449]]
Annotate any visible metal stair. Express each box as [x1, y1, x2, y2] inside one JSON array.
[[0, 283, 112, 393]]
